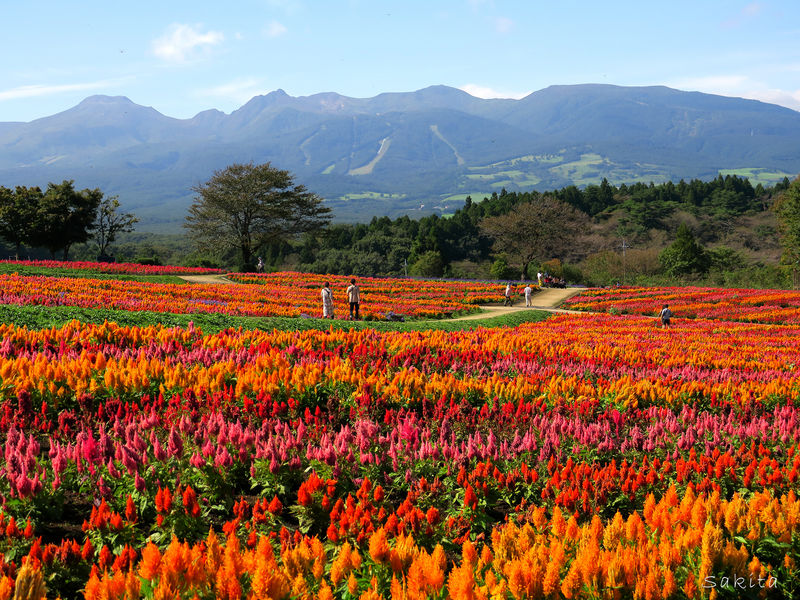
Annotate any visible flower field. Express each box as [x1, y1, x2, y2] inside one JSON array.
[[0, 312, 798, 598], [0, 272, 503, 321], [564, 286, 800, 324], [0, 260, 224, 276], [227, 272, 504, 317]]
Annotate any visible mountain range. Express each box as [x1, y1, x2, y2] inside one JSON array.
[[1, 84, 799, 231]]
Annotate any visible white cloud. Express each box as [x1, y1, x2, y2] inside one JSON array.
[[152, 24, 224, 63], [494, 16, 514, 34], [669, 75, 800, 112], [743, 2, 763, 17], [672, 75, 750, 94], [459, 84, 530, 100], [742, 88, 800, 112], [467, 0, 492, 10], [264, 0, 300, 9], [721, 2, 764, 28], [0, 80, 120, 101], [198, 78, 266, 105], [264, 21, 288, 38]]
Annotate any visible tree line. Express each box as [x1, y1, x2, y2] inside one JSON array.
[[2, 164, 797, 289], [268, 174, 792, 279], [179, 164, 799, 287], [0, 181, 137, 260]]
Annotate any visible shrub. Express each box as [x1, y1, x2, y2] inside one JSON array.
[[562, 263, 583, 284], [135, 256, 162, 266], [490, 256, 520, 280], [409, 251, 445, 277]]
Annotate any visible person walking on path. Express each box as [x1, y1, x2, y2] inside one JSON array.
[[321, 281, 334, 319], [659, 304, 672, 328], [346, 278, 361, 320], [503, 282, 514, 307], [524, 283, 533, 307]]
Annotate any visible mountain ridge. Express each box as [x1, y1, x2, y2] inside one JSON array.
[[1, 84, 798, 231]]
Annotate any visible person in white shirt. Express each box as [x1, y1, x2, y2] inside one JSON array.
[[524, 284, 533, 307], [321, 282, 334, 319], [503, 282, 513, 306]]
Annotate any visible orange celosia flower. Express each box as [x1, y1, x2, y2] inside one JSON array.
[[250, 536, 290, 600], [461, 540, 477, 567], [0, 577, 11, 600], [318, 581, 335, 600], [369, 528, 390, 564], [139, 542, 162, 581], [389, 534, 418, 574], [330, 542, 353, 586], [348, 572, 359, 595], [406, 549, 445, 599]]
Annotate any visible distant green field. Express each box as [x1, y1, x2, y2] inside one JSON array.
[[442, 192, 491, 203], [465, 169, 541, 187], [506, 153, 564, 166], [489, 179, 514, 188], [548, 154, 670, 186], [468, 153, 564, 175], [718, 168, 794, 186]]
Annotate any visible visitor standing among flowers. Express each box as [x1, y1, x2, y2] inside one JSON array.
[[503, 282, 514, 307], [346, 278, 361, 320], [659, 304, 672, 328], [321, 282, 334, 319]]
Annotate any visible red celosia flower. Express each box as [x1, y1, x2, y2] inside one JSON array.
[[464, 485, 478, 510], [183, 485, 201, 517], [125, 495, 137, 522], [267, 495, 282, 514], [298, 484, 312, 507], [327, 524, 339, 543]]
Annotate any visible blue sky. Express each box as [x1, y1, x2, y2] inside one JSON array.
[[2, 0, 799, 122]]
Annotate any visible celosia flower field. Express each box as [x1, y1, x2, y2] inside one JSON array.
[[0, 260, 224, 276], [0, 272, 501, 320], [0, 313, 798, 598], [227, 272, 504, 317], [565, 286, 800, 324]]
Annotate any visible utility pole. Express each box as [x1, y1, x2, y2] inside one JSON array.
[[621, 238, 630, 285]]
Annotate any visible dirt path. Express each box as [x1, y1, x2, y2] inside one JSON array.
[[178, 274, 233, 285], [448, 287, 584, 321]]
